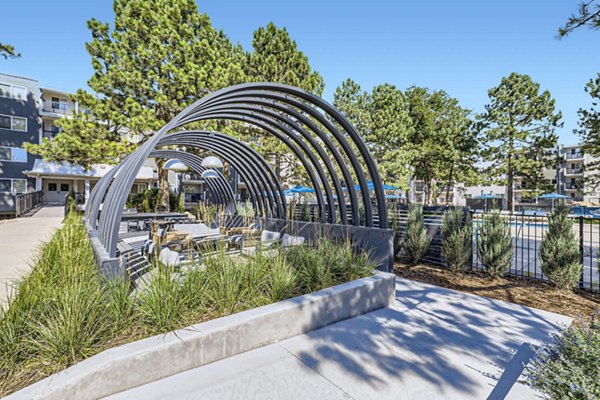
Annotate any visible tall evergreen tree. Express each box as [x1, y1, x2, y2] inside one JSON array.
[[245, 22, 324, 183], [25, 0, 246, 209], [405, 87, 477, 204], [333, 80, 414, 189], [477, 73, 561, 211], [576, 74, 600, 192]]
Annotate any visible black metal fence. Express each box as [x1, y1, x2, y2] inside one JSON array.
[[287, 203, 600, 292], [472, 212, 599, 292]]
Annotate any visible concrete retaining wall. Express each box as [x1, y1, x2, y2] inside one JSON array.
[[5, 272, 396, 400]]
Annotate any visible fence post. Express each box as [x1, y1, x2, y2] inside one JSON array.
[[579, 216, 584, 288]]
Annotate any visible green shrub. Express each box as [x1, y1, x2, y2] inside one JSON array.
[[300, 202, 311, 222], [540, 202, 583, 290], [477, 212, 513, 278], [527, 313, 600, 399], [441, 208, 472, 272], [0, 217, 373, 396], [403, 204, 431, 264]]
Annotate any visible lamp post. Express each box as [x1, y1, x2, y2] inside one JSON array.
[[163, 158, 187, 196]]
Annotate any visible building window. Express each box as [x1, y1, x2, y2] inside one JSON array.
[[12, 117, 27, 131], [12, 179, 26, 194], [51, 97, 67, 111], [48, 183, 57, 191], [0, 179, 27, 194], [0, 114, 27, 132], [0, 147, 27, 162], [0, 83, 10, 97], [60, 183, 69, 192], [12, 86, 27, 100], [0, 82, 27, 100]]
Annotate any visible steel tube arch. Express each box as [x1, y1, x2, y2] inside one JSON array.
[[89, 83, 387, 260]]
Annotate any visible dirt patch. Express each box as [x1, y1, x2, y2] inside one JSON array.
[[394, 262, 600, 321]]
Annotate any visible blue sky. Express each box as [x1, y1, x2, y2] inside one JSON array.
[[1, 0, 598, 144]]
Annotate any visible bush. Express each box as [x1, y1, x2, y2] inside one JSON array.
[[540, 202, 583, 290], [527, 313, 600, 399], [441, 208, 472, 272], [0, 215, 373, 396], [178, 193, 185, 213], [477, 212, 512, 278], [403, 204, 431, 264]]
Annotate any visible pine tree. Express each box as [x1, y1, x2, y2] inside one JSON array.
[[403, 204, 431, 264], [25, 0, 247, 209], [540, 202, 583, 290], [245, 22, 324, 184], [0, 42, 20, 59], [441, 208, 472, 272], [477, 212, 513, 278], [477, 73, 561, 211]]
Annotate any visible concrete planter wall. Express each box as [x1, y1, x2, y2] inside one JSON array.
[[5, 272, 396, 400]]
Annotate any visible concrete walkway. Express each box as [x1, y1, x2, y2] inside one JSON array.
[[0, 205, 63, 307], [106, 278, 571, 400]]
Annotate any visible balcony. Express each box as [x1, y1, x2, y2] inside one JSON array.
[[565, 168, 583, 175], [42, 130, 60, 140], [565, 152, 584, 160], [40, 101, 76, 117]]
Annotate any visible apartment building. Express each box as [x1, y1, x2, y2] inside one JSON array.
[[0, 72, 157, 216]]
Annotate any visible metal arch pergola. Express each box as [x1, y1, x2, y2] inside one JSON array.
[[84, 83, 389, 273]]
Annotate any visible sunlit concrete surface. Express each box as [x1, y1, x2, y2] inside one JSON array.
[[106, 278, 571, 400], [0, 205, 63, 307]]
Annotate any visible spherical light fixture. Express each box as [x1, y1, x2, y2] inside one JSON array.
[[201, 169, 219, 179], [201, 156, 223, 169], [163, 158, 187, 172]]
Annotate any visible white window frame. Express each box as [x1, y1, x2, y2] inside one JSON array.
[[0, 146, 27, 163], [0, 82, 27, 100], [0, 178, 28, 194], [0, 114, 27, 132]]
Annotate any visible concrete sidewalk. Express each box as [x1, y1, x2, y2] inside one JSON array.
[[106, 278, 571, 400], [0, 206, 63, 307]]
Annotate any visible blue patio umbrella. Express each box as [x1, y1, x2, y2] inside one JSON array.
[[285, 185, 315, 195], [538, 193, 570, 211]]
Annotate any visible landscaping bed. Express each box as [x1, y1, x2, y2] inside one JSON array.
[[394, 262, 600, 320], [0, 214, 379, 397]]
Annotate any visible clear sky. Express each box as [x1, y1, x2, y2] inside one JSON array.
[[1, 0, 598, 144]]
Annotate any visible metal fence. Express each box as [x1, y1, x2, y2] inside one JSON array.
[[287, 203, 600, 292], [472, 212, 600, 292]]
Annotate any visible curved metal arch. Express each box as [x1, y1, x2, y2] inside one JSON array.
[[148, 150, 236, 212], [192, 112, 332, 223], [176, 86, 383, 226], [157, 131, 286, 219], [93, 83, 387, 258], [156, 137, 279, 220], [194, 100, 351, 223]]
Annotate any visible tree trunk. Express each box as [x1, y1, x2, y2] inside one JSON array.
[[445, 165, 454, 205], [156, 158, 170, 212]]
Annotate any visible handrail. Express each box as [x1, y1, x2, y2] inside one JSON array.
[[15, 190, 43, 217]]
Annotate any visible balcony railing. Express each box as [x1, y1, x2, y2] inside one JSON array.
[[566, 152, 584, 159], [566, 168, 583, 174], [42, 101, 75, 115], [43, 129, 60, 140]]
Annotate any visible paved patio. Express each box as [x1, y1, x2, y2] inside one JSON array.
[[106, 278, 571, 400], [0, 205, 63, 307]]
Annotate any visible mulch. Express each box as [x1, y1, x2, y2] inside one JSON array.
[[394, 262, 600, 322]]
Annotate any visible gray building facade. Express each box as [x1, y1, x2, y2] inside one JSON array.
[[0, 73, 41, 215]]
